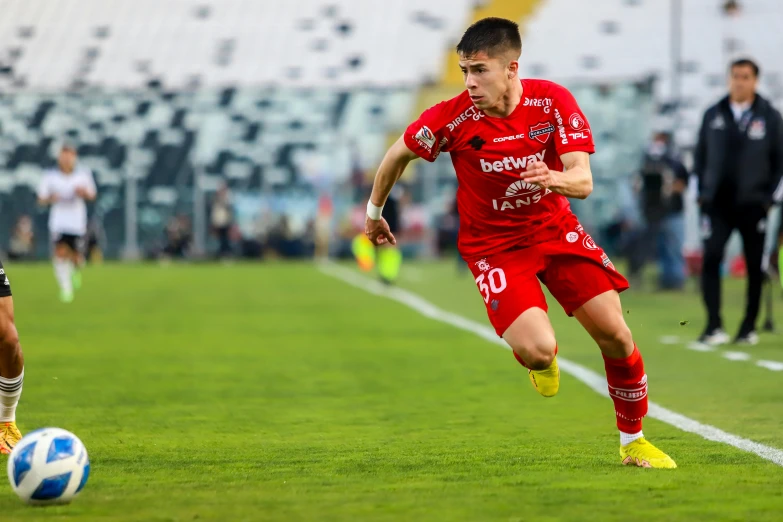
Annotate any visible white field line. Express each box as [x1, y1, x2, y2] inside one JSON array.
[[722, 351, 752, 361], [319, 262, 783, 467], [757, 360, 783, 371]]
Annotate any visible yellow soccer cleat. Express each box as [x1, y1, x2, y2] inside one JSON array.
[[0, 421, 22, 455], [620, 437, 677, 469], [528, 356, 560, 397]]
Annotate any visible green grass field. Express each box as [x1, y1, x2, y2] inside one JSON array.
[[2, 261, 782, 521]]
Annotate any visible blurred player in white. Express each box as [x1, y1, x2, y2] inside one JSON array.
[[37, 145, 97, 303]]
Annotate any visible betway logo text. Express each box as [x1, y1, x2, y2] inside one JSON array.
[[480, 151, 546, 173]]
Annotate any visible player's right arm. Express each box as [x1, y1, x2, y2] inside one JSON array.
[[366, 102, 451, 246], [36, 174, 57, 206], [365, 136, 419, 246]]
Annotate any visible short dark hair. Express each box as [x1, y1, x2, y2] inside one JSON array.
[[730, 58, 759, 77], [456, 17, 522, 59]]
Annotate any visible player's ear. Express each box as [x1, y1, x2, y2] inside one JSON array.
[[507, 60, 519, 79]]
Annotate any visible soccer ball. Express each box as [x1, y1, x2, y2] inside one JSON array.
[[6, 427, 90, 505]]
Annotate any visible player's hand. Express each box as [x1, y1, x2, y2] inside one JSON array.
[[365, 216, 397, 246], [521, 161, 558, 189], [75, 187, 91, 199]]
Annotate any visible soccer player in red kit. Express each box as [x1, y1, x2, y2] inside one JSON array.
[[364, 17, 676, 468]]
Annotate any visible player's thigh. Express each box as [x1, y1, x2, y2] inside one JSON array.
[[53, 234, 79, 259], [701, 211, 734, 263], [467, 249, 548, 339], [540, 218, 629, 316]]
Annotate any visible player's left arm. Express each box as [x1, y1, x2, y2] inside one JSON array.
[[522, 151, 593, 199], [75, 171, 98, 201]]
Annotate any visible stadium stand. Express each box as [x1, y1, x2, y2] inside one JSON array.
[[1, 0, 781, 258]]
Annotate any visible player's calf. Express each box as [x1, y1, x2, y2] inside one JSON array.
[[52, 243, 76, 302], [0, 298, 22, 376], [0, 297, 24, 454]]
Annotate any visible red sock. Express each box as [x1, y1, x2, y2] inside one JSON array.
[[512, 345, 557, 369], [603, 345, 647, 433]]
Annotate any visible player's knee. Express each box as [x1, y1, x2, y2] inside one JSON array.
[[510, 339, 556, 370], [597, 324, 633, 357], [0, 313, 19, 352], [525, 349, 555, 370]]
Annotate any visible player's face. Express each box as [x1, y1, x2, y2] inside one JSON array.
[[58, 149, 77, 173], [729, 64, 757, 102], [459, 51, 516, 112]]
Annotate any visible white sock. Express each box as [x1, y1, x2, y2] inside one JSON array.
[[0, 369, 23, 422], [620, 430, 643, 446], [54, 259, 74, 293]]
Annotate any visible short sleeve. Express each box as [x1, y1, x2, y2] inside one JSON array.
[[403, 103, 451, 162], [36, 174, 50, 199], [551, 85, 595, 156]]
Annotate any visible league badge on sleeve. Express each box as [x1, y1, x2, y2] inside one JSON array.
[[569, 113, 585, 130], [414, 126, 436, 150]]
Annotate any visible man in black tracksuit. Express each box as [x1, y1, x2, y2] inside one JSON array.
[[694, 58, 783, 345]]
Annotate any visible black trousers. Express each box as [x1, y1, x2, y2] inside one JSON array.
[[701, 205, 768, 333], [216, 226, 232, 258]]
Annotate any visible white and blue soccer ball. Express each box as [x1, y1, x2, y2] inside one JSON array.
[[6, 427, 90, 505]]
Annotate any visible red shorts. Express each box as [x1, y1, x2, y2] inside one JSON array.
[[467, 214, 629, 336]]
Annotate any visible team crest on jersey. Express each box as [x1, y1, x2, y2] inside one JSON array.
[[528, 122, 555, 144], [475, 258, 491, 272], [710, 114, 726, 130], [414, 126, 436, 151], [748, 119, 766, 140]]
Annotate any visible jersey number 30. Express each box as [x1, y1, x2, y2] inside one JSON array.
[[475, 268, 507, 303]]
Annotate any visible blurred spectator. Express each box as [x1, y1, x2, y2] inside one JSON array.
[[314, 193, 333, 260], [268, 216, 307, 258], [163, 215, 192, 259], [694, 58, 783, 345], [723, 0, 741, 17], [210, 183, 234, 259], [436, 194, 467, 274], [627, 131, 689, 290], [7, 216, 34, 261]]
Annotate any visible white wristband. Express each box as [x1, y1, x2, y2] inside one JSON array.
[[366, 200, 384, 220]]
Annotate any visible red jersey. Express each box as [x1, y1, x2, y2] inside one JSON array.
[[403, 79, 595, 260]]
